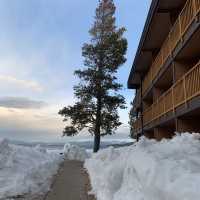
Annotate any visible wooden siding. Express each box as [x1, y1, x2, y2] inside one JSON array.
[[142, 0, 200, 96], [134, 60, 200, 132]]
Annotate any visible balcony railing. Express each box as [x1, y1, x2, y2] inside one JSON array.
[[133, 118, 142, 132], [134, 60, 200, 133], [142, 0, 200, 96], [132, 89, 141, 111]]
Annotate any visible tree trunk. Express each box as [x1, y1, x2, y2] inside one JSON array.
[[93, 96, 101, 153], [93, 132, 100, 153]]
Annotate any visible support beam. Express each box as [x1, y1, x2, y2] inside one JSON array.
[[157, 8, 182, 14], [142, 48, 160, 52], [139, 76, 144, 141]]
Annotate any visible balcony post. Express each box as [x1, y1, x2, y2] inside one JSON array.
[[183, 76, 188, 108], [192, 0, 199, 22], [192, 0, 197, 17], [178, 16, 183, 43], [140, 76, 144, 139]]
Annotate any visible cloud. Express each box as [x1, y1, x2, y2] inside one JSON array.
[[0, 75, 43, 92], [0, 97, 47, 109], [0, 104, 64, 142]]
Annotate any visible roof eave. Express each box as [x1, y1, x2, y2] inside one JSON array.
[[128, 0, 160, 89]]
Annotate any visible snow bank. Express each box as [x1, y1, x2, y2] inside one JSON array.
[[64, 143, 89, 161], [85, 133, 200, 200], [35, 144, 47, 153], [0, 138, 62, 199]]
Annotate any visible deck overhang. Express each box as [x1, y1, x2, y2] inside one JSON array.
[[128, 0, 187, 89]]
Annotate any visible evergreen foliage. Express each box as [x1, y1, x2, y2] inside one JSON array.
[[59, 0, 127, 152]]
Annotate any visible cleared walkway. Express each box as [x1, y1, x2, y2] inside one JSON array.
[[44, 160, 95, 200]]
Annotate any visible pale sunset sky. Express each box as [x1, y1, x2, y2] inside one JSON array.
[[0, 0, 150, 142]]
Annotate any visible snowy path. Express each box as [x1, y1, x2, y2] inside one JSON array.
[[44, 160, 95, 200]]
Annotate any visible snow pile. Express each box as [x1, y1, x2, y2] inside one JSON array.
[[0, 139, 12, 168], [35, 144, 47, 153], [64, 143, 89, 161], [0, 138, 62, 199], [85, 133, 200, 200]]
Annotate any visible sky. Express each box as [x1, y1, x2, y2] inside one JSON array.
[[0, 0, 150, 142]]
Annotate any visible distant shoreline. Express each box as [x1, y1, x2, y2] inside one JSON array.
[[10, 139, 134, 150]]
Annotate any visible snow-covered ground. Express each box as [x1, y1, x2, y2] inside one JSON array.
[[3, 133, 200, 200], [0, 138, 62, 199], [85, 133, 200, 200], [0, 138, 91, 199]]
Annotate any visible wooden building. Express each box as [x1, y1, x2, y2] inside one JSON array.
[[128, 0, 200, 140]]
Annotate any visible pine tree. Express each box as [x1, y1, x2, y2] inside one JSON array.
[[59, 0, 127, 152], [129, 102, 136, 139]]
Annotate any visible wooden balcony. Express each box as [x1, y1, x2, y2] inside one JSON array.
[[142, 0, 200, 96], [134, 60, 200, 133], [133, 118, 142, 133], [132, 90, 141, 111]]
